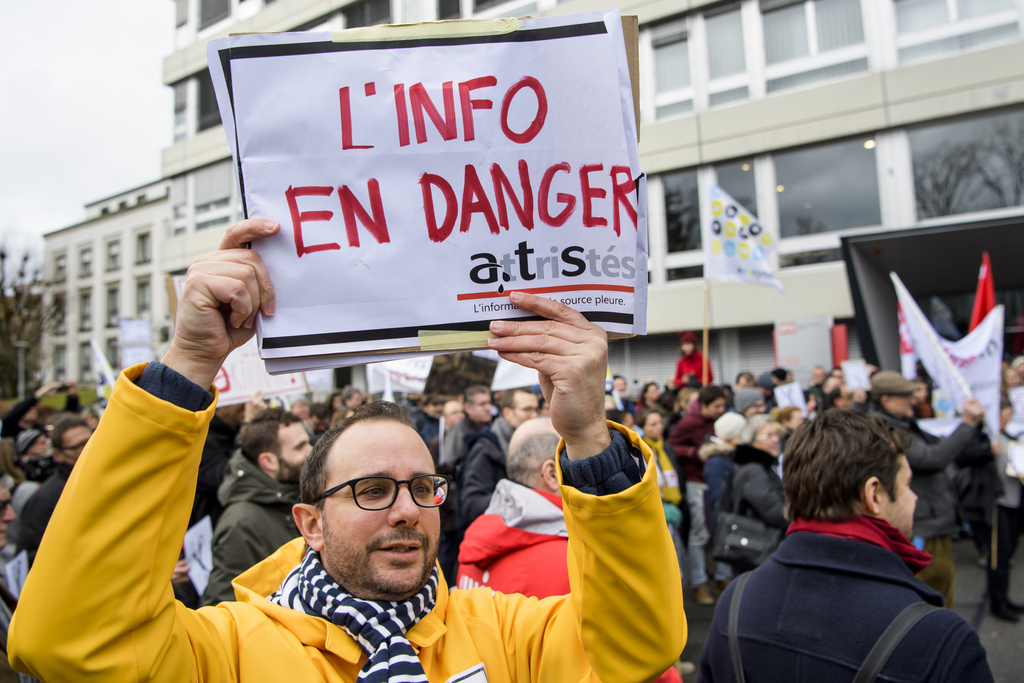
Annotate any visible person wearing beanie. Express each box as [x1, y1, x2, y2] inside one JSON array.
[[674, 331, 713, 388], [732, 388, 765, 418], [701, 412, 747, 586]]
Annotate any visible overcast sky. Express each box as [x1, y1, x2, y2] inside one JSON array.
[[0, 2, 174, 258]]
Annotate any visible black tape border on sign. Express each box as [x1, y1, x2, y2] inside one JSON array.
[[262, 311, 633, 349], [217, 21, 610, 221]]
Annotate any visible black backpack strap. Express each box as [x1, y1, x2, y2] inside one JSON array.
[[852, 601, 940, 683], [728, 571, 753, 683]]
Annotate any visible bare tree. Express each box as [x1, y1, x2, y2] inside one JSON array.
[[913, 142, 979, 219], [0, 245, 52, 398]]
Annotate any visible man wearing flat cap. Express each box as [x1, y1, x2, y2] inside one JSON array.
[[867, 370, 986, 606]]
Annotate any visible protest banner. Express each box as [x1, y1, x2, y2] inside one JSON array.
[[90, 339, 118, 406], [207, 11, 646, 371], [702, 184, 783, 294], [214, 337, 306, 406], [892, 273, 1003, 434], [367, 356, 434, 395], [491, 357, 539, 392], [773, 381, 808, 417], [841, 359, 870, 392], [183, 516, 213, 597]]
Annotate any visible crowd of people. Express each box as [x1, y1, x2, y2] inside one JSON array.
[[0, 222, 1018, 682]]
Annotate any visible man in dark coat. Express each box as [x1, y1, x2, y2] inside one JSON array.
[[700, 409, 993, 682], [866, 371, 985, 608], [17, 416, 91, 564], [200, 408, 311, 606]]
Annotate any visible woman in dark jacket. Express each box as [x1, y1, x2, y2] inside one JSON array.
[[955, 428, 1003, 565], [724, 414, 788, 532]]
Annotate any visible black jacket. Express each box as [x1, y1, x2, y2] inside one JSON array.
[[868, 403, 978, 539], [722, 444, 787, 531], [0, 394, 79, 440], [188, 415, 238, 529], [456, 427, 506, 530], [699, 532, 993, 682], [17, 461, 74, 563], [954, 430, 1003, 526]]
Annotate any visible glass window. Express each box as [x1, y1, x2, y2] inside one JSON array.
[[657, 100, 694, 119], [764, 4, 809, 64], [766, 57, 868, 92], [79, 290, 92, 332], [895, 0, 948, 32], [653, 20, 691, 93], [709, 86, 749, 107], [106, 338, 120, 371], [816, 0, 865, 51], [106, 241, 120, 270], [344, 0, 390, 27], [107, 286, 119, 327], [958, 0, 1014, 18], [173, 81, 186, 128], [176, 0, 188, 27], [898, 24, 1019, 63], [53, 293, 66, 334], [54, 253, 66, 282], [706, 8, 746, 79], [910, 108, 1024, 219], [79, 343, 92, 383], [716, 159, 758, 216], [54, 345, 66, 382], [199, 0, 229, 30], [667, 266, 704, 280], [437, 0, 460, 19], [663, 169, 701, 252], [79, 248, 92, 277], [774, 137, 881, 237], [196, 70, 221, 133], [137, 279, 151, 317], [136, 233, 152, 264]]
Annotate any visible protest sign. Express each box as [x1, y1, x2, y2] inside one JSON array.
[[91, 339, 118, 406], [1009, 442, 1024, 477], [892, 273, 1003, 435], [304, 369, 335, 393], [184, 516, 213, 597], [214, 337, 306, 406], [491, 357, 539, 392], [367, 356, 434, 395], [773, 381, 808, 417], [207, 11, 646, 371], [841, 359, 870, 392], [3, 550, 28, 599], [702, 184, 783, 294]]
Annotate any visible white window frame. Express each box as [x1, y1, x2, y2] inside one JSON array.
[[643, 17, 697, 122], [894, 0, 1019, 63]]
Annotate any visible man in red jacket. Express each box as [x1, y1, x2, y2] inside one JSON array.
[[669, 385, 727, 604]]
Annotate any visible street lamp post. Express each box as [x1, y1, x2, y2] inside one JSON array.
[[13, 341, 28, 401]]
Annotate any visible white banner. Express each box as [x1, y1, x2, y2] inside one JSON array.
[[213, 337, 306, 406], [841, 359, 870, 392], [490, 358, 539, 392], [207, 12, 647, 369], [702, 184, 783, 294], [367, 356, 434, 395], [891, 273, 1003, 433], [773, 381, 808, 417], [90, 338, 118, 405]]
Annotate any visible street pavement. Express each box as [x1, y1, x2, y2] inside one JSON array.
[[677, 536, 1023, 682]]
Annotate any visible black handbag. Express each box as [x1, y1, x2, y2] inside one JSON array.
[[712, 472, 781, 571]]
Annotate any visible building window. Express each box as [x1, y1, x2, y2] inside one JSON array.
[[666, 265, 705, 280], [174, 81, 186, 129], [79, 290, 92, 332], [106, 338, 120, 371], [176, 0, 188, 27], [54, 345, 66, 382], [194, 161, 232, 214], [437, 0, 460, 19], [197, 70, 222, 133], [344, 0, 390, 28], [199, 0, 229, 29], [706, 6, 746, 80], [54, 253, 66, 282], [106, 286, 119, 328], [910, 108, 1024, 219], [774, 137, 881, 237], [136, 232, 152, 264], [136, 278, 151, 317], [79, 247, 92, 277], [663, 169, 701, 253], [106, 240, 120, 271], [652, 18, 694, 119], [895, 0, 1018, 64], [79, 342, 92, 383], [53, 293, 66, 335], [716, 159, 758, 216]]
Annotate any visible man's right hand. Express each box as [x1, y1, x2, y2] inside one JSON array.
[[34, 382, 63, 399], [961, 397, 986, 427], [161, 219, 279, 389]]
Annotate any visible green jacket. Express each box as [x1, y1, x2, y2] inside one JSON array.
[[200, 451, 301, 606]]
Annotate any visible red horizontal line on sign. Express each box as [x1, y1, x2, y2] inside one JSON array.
[[456, 284, 635, 301]]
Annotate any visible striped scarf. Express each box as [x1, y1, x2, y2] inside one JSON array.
[[269, 550, 437, 683]]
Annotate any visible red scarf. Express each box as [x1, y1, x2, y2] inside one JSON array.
[[788, 516, 932, 573]]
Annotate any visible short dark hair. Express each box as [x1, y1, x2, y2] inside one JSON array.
[[783, 410, 910, 522], [464, 385, 491, 403], [310, 402, 332, 420], [636, 409, 660, 430], [300, 401, 415, 509], [50, 415, 90, 450], [606, 408, 629, 424], [735, 372, 754, 384], [237, 408, 304, 466], [499, 387, 534, 411], [698, 386, 726, 406]]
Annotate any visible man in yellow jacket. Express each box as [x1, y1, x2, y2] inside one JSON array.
[[9, 219, 685, 683]]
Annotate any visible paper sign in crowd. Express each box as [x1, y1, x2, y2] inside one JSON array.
[[773, 381, 808, 417], [207, 11, 646, 372]]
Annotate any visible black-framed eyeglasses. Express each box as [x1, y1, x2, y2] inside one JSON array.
[[318, 474, 452, 511]]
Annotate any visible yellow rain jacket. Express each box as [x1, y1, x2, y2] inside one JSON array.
[[10, 365, 685, 682]]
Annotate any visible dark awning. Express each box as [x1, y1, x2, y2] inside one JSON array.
[[841, 215, 1024, 369]]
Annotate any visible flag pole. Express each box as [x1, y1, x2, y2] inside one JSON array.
[[702, 279, 710, 386]]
